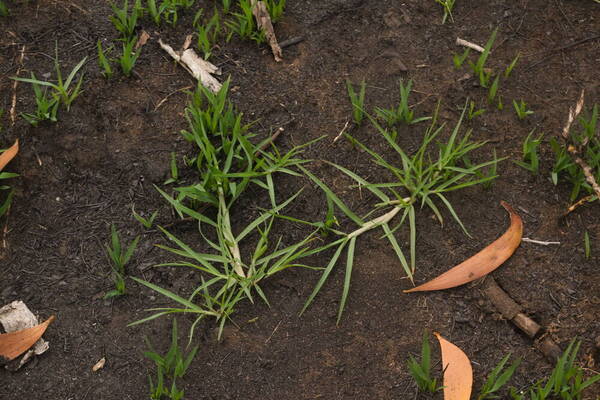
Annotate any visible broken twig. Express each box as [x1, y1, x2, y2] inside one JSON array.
[[279, 36, 305, 49], [522, 237, 561, 246], [251, 0, 282, 61], [456, 37, 484, 53]]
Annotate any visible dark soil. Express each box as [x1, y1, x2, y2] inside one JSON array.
[[1, 0, 600, 399]]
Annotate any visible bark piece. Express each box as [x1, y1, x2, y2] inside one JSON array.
[[158, 37, 222, 93], [251, 0, 282, 62]]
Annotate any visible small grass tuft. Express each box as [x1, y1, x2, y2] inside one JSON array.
[[346, 79, 367, 125]]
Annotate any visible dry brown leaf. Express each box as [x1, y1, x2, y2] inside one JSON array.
[[135, 30, 150, 50], [0, 315, 55, 361], [251, 0, 283, 62], [404, 201, 522, 293], [0, 140, 19, 172], [435, 332, 473, 400]]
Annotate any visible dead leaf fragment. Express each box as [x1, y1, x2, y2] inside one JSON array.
[[0, 140, 19, 172], [405, 201, 522, 292], [134, 30, 150, 50], [251, 0, 282, 62], [434, 332, 473, 400], [0, 315, 55, 361], [92, 357, 106, 372]]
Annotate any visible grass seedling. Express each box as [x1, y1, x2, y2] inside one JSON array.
[[0, 1, 8, 17], [515, 130, 544, 174], [265, 0, 286, 22], [226, 0, 265, 43], [469, 28, 498, 87], [488, 74, 500, 104], [549, 104, 599, 202], [104, 224, 140, 299], [133, 206, 158, 229], [407, 332, 441, 393], [504, 52, 520, 78], [145, 319, 198, 400], [105, 227, 139, 299], [164, 152, 179, 184], [300, 100, 500, 320], [19, 73, 59, 126], [130, 79, 325, 340], [453, 47, 470, 69], [346, 79, 366, 125], [584, 231, 591, 259], [97, 40, 113, 79], [146, 0, 164, 25], [435, 0, 455, 23], [509, 340, 600, 400], [513, 99, 534, 120], [497, 96, 504, 111], [110, 0, 141, 40], [478, 354, 521, 399], [375, 79, 431, 126], [118, 37, 141, 77], [196, 10, 221, 60], [12, 46, 86, 112], [221, 0, 231, 13], [467, 100, 485, 120]]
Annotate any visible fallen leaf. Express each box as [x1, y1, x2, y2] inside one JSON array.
[[404, 201, 522, 292], [0, 315, 55, 361], [92, 357, 106, 372], [0, 140, 19, 172], [134, 30, 150, 50], [434, 332, 472, 400], [251, 0, 282, 62]]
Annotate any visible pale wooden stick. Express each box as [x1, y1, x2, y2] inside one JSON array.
[[456, 37, 484, 53]]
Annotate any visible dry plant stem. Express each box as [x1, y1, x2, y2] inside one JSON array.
[[522, 237, 560, 246], [565, 194, 594, 215], [218, 187, 245, 278], [333, 121, 349, 143], [10, 46, 26, 126], [456, 37, 484, 52], [347, 199, 409, 239], [251, 0, 282, 61], [561, 89, 600, 201]]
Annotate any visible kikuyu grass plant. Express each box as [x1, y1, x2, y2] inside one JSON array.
[[298, 101, 502, 322], [513, 99, 534, 120], [105, 224, 140, 299], [12, 45, 86, 113], [509, 340, 600, 400], [346, 79, 366, 125], [196, 10, 221, 60], [515, 129, 544, 174], [225, 0, 285, 43], [407, 332, 441, 393], [19, 73, 59, 126], [144, 319, 198, 400], [110, 0, 142, 40], [130, 79, 324, 340], [119, 37, 142, 77], [550, 104, 599, 202], [375, 79, 431, 126], [97, 40, 113, 79]]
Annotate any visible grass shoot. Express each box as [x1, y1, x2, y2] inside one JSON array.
[[515, 130, 544, 174], [104, 224, 140, 299], [346, 79, 367, 125], [513, 99, 533, 120]]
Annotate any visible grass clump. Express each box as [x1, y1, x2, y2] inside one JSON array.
[[513, 99, 534, 120], [104, 224, 140, 299], [12, 44, 86, 121], [226, 0, 285, 43], [118, 37, 142, 77], [110, 0, 142, 40], [347, 79, 367, 125], [550, 104, 599, 202], [300, 100, 501, 321], [407, 332, 442, 393], [130, 79, 323, 340], [375, 79, 431, 126], [144, 319, 198, 400], [515, 130, 544, 174]]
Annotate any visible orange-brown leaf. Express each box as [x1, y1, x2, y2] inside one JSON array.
[[404, 201, 522, 293], [0, 315, 55, 361], [0, 139, 19, 172], [435, 332, 473, 400]]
